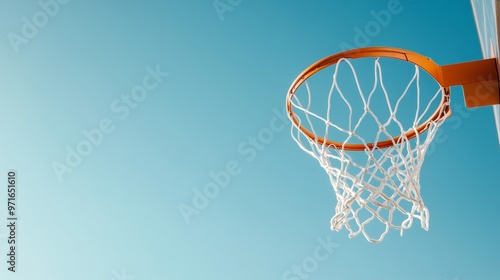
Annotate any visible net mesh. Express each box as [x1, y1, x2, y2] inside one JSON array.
[[288, 57, 449, 243]]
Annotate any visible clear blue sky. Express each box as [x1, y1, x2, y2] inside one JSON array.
[[0, 0, 498, 279]]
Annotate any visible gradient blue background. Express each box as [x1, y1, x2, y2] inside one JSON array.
[[0, 0, 499, 279]]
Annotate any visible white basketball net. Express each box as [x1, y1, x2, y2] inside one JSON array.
[[288, 58, 449, 243]]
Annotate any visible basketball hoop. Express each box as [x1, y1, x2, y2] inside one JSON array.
[[286, 47, 500, 242]]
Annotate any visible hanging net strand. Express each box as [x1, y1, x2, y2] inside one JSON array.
[[287, 57, 450, 243]]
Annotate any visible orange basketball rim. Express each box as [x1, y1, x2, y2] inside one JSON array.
[[286, 47, 500, 151]]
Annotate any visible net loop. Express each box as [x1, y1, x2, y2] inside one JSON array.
[[288, 57, 449, 243]]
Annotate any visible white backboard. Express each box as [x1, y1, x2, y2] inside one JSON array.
[[471, 0, 500, 144]]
